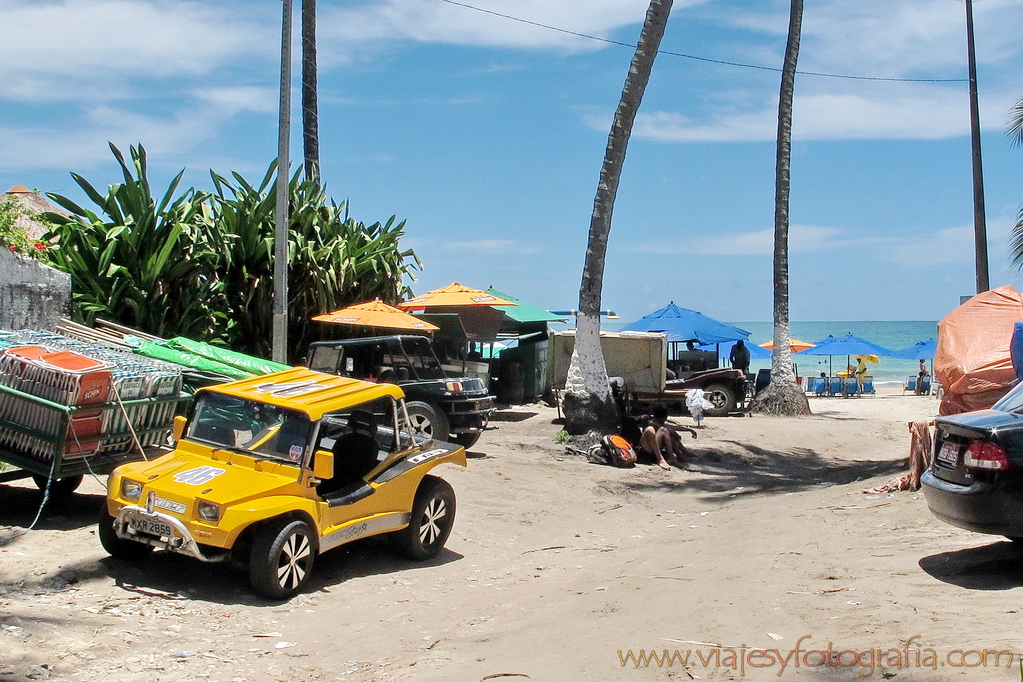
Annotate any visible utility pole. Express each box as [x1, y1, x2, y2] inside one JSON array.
[[273, 0, 293, 363], [965, 0, 989, 293]]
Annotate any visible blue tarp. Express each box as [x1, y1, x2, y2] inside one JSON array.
[[621, 302, 750, 345], [888, 338, 937, 360]]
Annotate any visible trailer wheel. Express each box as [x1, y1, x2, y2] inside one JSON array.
[[703, 383, 736, 417], [33, 474, 83, 498]]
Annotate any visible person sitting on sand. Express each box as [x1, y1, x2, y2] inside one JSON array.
[[636, 406, 697, 471]]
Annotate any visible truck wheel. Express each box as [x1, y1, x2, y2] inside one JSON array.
[[405, 401, 450, 442], [452, 431, 482, 449], [33, 474, 83, 498], [98, 508, 153, 560], [703, 383, 736, 417], [249, 519, 317, 599], [392, 475, 456, 561]]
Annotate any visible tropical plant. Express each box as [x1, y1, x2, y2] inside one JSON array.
[[753, 0, 810, 416], [43, 143, 226, 340], [43, 144, 419, 362], [206, 160, 420, 360], [1006, 96, 1023, 269], [0, 196, 52, 261], [564, 0, 673, 434]]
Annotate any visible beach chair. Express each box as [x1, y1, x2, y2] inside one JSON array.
[[918, 375, 931, 396], [861, 375, 875, 395], [813, 376, 827, 396], [903, 376, 917, 394], [844, 377, 858, 396], [829, 376, 843, 395]]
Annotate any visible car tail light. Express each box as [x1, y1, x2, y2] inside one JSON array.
[[963, 440, 1010, 471]]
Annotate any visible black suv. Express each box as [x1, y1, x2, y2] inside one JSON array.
[[306, 335, 494, 448]]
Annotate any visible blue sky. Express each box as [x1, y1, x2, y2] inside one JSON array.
[[2, 0, 1022, 324]]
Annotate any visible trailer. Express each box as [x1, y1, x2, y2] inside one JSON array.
[[548, 330, 748, 416]]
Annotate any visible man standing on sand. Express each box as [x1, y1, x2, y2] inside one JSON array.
[[916, 359, 930, 395], [729, 340, 751, 374]]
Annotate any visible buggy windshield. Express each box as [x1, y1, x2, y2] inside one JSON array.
[[186, 392, 312, 465]]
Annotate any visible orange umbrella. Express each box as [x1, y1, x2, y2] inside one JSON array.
[[399, 282, 516, 310], [760, 338, 816, 353], [312, 299, 439, 331]]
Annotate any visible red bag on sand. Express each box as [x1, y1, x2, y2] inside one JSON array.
[[936, 285, 1023, 415], [602, 434, 637, 468]]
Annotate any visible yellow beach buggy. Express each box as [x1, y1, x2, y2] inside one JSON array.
[[100, 367, 466, 598]]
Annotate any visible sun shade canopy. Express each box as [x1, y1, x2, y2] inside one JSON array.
[[312, 299, 439, 331], [621, 302, 750, 345], [399, 282, 516, 310]]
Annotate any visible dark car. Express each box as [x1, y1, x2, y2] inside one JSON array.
[[922, 381, 1023, 541], [306, 335, 494, 448]]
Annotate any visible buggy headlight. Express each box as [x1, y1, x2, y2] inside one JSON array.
[[196, 500, 221, 523], [121, 479, 143, 501]]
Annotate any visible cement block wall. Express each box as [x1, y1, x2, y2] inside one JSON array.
[[0, 248, 70, 331]]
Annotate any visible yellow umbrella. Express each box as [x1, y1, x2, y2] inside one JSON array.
[[312, 299, 439, 331], [852, 354, 879, 364], [399, 282, 516, 310], [759, 338, 816, 353]]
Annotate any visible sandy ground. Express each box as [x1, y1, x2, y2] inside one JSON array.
[[2, 386, 1021, 681]]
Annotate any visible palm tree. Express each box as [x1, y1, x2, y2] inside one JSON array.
[[753, 0, 810, 415], [564, 0, 673, 434], [301, 0, 320, 185], [1006, 96, 1023, 268]]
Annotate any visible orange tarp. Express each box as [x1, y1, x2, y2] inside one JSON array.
[[936, 285, 1023, 415]]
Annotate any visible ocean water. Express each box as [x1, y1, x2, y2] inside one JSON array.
[[729, 321, 939, 387]]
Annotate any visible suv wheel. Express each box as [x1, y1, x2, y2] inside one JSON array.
[[405, 401, 450, 442], [250, 519, 317, 599], [392, 475, 456, 561]]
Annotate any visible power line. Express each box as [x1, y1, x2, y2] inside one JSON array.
[[438, 0, 967, 83]]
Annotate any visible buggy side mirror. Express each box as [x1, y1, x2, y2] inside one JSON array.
[[313, 449, 334, 481], [172, 415, 187, 443]]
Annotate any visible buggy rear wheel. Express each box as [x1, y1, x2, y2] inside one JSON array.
[[392, 475, 456, 561]]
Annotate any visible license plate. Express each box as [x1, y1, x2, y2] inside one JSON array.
[[937, 441, 960, 466], [128, 513, 173, 538]]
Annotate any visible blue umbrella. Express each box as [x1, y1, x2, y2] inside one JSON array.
[[621, 302, 750, 345], [801, 333, 893, 357], [888, 338, 937, 360], [800, 333, 893, 379]]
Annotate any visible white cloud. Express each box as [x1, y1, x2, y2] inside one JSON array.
[[627, 224, 846, 256], [318, 0, 709, 58], [443, 239, 540, 254], [628, 85, 1022, 142], [0, 0, 272, 101]]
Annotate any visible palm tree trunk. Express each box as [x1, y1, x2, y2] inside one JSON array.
[[564, 0, 673, 434], [754, 0, 810, 416], [301, 0, 320, 185]]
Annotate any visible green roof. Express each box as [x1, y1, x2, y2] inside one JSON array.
[[486, 288, 566, 324]]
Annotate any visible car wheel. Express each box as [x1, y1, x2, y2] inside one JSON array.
[[249, 519, 317, 599], [702, 383, 736, 417], [33, 474, 84, 498], [393, 475, 456, 561], [405, 401, 450, 442], [98, 508, 154, 560], [452, 431, 482, 449]]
